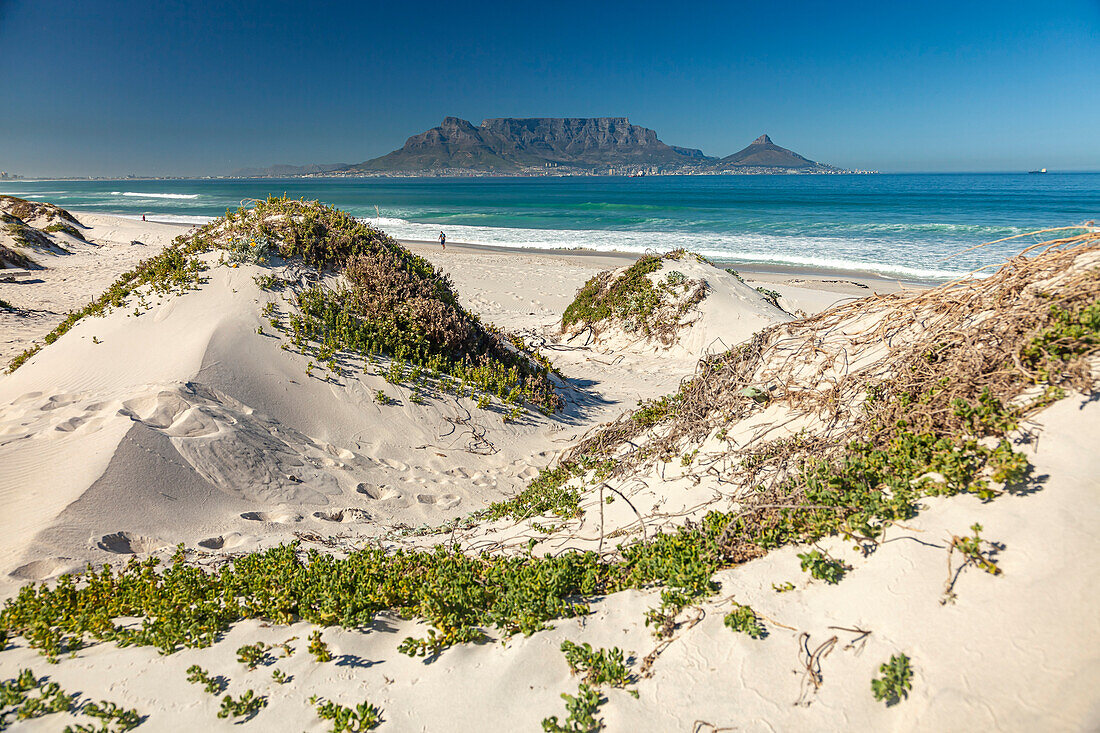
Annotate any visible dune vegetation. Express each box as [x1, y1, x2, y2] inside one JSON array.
[[5, 197, 560, 411], [561, 249, 710, 343], [0, 208, 1095, 730], [1, 231, 1095, 729]]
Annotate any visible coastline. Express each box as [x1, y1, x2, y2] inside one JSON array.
[[397, 237, 936, 290], [70, 213, 934, 290], [1, 211, 914, 368], [4, 171, 1091, 283]]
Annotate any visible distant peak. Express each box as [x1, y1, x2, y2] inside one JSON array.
[[753, 134, 773, 145]]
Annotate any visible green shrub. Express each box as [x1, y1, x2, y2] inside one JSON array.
[[225, 235, 275, 264], [542, 683, 603, 733], [560, 641, 633, 689], [871, 653, 913, 706], [185, 664, 226, 695], [217, 689, 267, 720], [308, 630, 332, 662], [723, 604, 766, 639], [236, 641, 272, 669], [311, 696, 382, 732], [42, 222, 85, 240], [562, 250, 707, 341], [797, 550, 846, 584], [755, 287, 782, 309]]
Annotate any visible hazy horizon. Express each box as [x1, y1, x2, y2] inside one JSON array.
[[1, 0, 1098, 177]]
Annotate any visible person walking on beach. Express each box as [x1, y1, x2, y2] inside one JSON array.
[[439, 230, 446, 250]]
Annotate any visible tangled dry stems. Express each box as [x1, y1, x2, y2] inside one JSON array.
[[564, 230, 1099, 483]]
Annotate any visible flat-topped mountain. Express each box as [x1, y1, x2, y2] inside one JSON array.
[[345, 117, 713, 173], [233, 123, 862, 177]]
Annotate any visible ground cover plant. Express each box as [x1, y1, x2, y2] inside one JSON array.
[[870, 653, 913, 706], [311, 696, 383, 732], [541, 684, 603, 733], [308, 630, 332, 662], [723, 603, 766, 639], [236, 641, 273, 669], [942, 522, 1003, 603], [0, 231, 1095, 726], [42, 221, 86, 240], [0, 667, 140, 731], [797, 550, 846, 584], [559, 641, 635, 690], [543, 641, 636, 732], [217, 689, 267, 721], [561, 249, 709, 344], [0, 240, 38, 270], [185, 665, 227, 695]]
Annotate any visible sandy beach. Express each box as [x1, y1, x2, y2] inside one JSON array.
[[0, 202, 1097, 732], [0, 214, 914, 367]]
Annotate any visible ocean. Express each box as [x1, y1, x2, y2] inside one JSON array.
[[2, 174, 1097, 281]]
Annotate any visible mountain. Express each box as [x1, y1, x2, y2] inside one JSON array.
[[715, 134, 826, 170], [346, 117, 713, 173], [228, 124, 859, 177]]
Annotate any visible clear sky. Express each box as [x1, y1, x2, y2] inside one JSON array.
[[1, 0, 1098, 176]]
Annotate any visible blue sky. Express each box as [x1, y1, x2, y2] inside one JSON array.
[[1, 0, 1097, 176]]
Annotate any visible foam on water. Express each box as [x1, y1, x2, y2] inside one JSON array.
[[364, 217, 975, 280], [111, 191, 200, 200]]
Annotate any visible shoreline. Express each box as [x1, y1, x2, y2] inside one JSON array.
[[396, 237, 936, 290], [75, 213, 935, 290]]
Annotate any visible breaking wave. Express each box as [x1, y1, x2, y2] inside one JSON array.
[[111, 192, 200, 200]]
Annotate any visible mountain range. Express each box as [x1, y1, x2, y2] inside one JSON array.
[[231, 118, 852, 177]]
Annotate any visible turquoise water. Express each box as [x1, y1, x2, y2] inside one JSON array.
[[2, 174, 1097, 280]]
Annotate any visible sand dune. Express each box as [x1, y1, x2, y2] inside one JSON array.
[[0, 206, 1096, 732]]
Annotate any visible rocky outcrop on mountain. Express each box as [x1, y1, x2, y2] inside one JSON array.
[[348, 117, 713, 172]]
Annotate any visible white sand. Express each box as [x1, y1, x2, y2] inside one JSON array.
[[0, 214, 1096, 731]]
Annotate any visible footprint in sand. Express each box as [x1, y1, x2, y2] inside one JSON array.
[[12, 391, 43, 405], [357, 484, 403, 502], [355, 483, 382, 499], [41, 394, 81, 411], [240, 511, 302, 524], [96, 532, 168, 554], [416, 493, 461, 509], [9, 557, 82, 580], [197, 533, 253, 550], [436, 493, 461, 509], [312, 508, 370, 523], [54, 416, 86, 433]]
